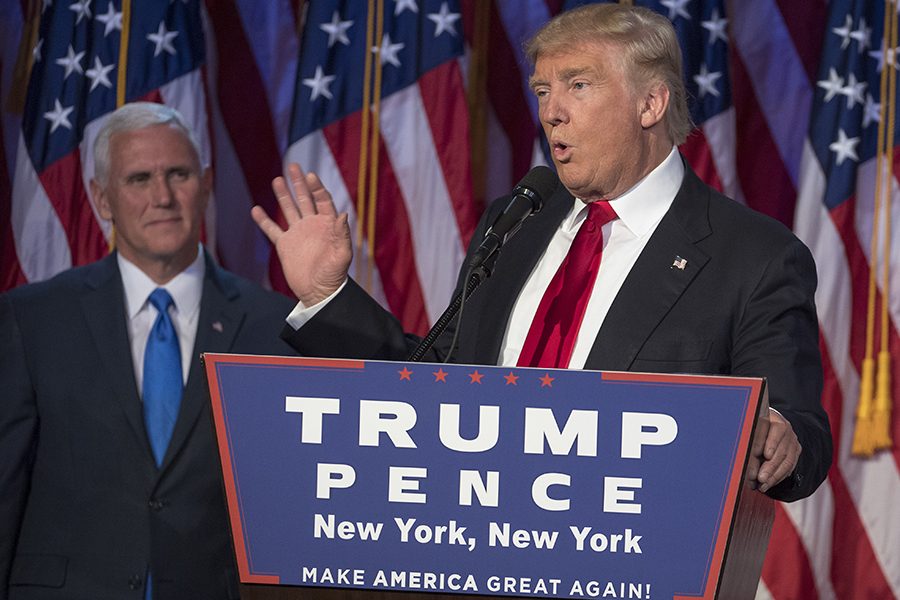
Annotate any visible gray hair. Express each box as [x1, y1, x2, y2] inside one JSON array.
[[525, 3, 693, 145], [93, 102, 202, 184]]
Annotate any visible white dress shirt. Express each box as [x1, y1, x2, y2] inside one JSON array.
[[501, 146, 683, 368], [119, 247, 205, 394]]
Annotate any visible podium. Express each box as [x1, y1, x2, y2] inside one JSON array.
[[204, 354, 774, 600]]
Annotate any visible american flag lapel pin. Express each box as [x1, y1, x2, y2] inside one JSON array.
[[212, 321, 224, 333], [671, 256, 687, 270]]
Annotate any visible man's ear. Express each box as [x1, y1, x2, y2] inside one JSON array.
[[640, 81, 670, 129], [89, 178, 114, 222]]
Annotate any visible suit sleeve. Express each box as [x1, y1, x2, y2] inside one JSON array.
[[731, 238, 832, 502], [0, 294, 38, 597]]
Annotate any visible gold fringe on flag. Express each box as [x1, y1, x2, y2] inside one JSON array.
[[355, 0, 383, 292], [853, 0, 896, 456]]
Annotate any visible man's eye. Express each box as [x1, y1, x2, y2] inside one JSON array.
[[169, 169, 190, 181], [573, 81, 586, 90], [127, 174, 150, 184]]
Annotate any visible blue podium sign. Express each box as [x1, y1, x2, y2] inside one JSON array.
[[204, 354, 766, 599]]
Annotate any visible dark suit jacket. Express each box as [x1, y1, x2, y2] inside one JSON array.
[[0, 252, 297, 599], [284, 162, 832, 502]]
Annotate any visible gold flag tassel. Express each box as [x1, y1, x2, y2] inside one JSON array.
[[355, 0, 384, 292], [366, 0, 385, 293], [105, 0, 133, 253], [355, 0, 375, 284], [854, 0, 896, 456], [873, 0, 897, 451]]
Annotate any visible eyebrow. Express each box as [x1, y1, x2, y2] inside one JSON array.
[[529, 65, 595, 90]]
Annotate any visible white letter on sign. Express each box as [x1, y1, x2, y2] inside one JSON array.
[[359, 400, 417, 448], [285, 396, 340, 443], [439, 404, 500, 452], [523, 408, 598, 456], [389, 466, 427, 503], [317, 463, 356, 499], [620, 412, 678, 458], [532, 473, 571, 511]]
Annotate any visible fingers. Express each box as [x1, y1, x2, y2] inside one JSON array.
[[747, 411, 770, 484], [288, 163, 317, 218], [756, 410, 801, 493], [271, 176, 301, 225], [307, 171, 338, 216], [250, 205, 283, 244]]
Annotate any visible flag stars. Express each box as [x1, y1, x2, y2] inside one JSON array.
[[817, 68, 844, 102], [373, 33, 404, 67], [85, 55, 114, 91], [829, 128, 860, 166], [69, 0, 92, 24], [394, 0, 418, 15], [539, 373, 555, 388], [468, 370, 484, 384], [701, 8, 728, 45], [398, 367, 413, 381], [503, 372, 519, 385], [55, 45, 85, 79], [694, 64, 722, 98], [660, 0, 691, 22], [428, 2, 461, 37], [839, 72, 866, 109], [863, 93, 881, 128], [433, 368, 448, 383], [302, 65, 336, 101], [43, 99, 74, 133], [832, 15, 853, 49], [147, 21, 179, 57], [869, 46, 898, 73], [96, 2, 123, 36], [849, 17, 871, 52], [33, 38, 45, 62], [320, 11, 353, 47]]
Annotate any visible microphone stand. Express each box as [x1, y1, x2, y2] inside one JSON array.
[[406, 262, 492, 362]]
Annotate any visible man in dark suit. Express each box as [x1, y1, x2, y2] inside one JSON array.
[[0, 103, 296, 599], [252, 4, 831, 502]]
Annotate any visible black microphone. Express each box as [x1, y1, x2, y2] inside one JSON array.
[[467, 165, 558, 271]]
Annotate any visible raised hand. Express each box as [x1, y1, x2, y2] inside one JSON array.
[[252, 163, 352, 306]]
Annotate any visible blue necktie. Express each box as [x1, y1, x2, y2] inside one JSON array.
[[142, 288, 183, 467]]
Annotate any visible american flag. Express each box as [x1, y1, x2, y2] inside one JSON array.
[[1, 1, 898, 598]]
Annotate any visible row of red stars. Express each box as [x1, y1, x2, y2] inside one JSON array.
[[396, 367, 556, 387]]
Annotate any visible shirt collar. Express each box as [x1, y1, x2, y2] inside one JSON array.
[[119, 245, 206, 320], [567, 146, 684, 236]]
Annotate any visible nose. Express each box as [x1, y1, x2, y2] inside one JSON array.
[[150, 173, 175, 207], [540, 92, 568, 127]]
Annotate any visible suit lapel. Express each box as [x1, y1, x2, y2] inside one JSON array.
[[585, 165, 713, 371], [160, 257, 244, 471], [467, 186, 573, 364], [80, 255, 154, 460]]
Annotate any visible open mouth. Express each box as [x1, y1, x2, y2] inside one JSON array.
[[552, 141, 571, 160]]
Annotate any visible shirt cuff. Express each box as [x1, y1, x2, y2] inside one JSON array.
[[285, 280, 348, 330]]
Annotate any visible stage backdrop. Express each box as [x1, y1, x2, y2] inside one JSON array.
[[1, 1, 898, 598]]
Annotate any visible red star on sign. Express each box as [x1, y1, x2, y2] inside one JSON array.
[[539, 373, 554, 387], [433, 368, 448, 382], [503, 372, 519, 385], [398, 367, 413, 381], [468, 370, 484, 384]]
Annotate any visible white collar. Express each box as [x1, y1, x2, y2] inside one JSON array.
[[119, 245, 206, 320], [567, 146, 684, 236]]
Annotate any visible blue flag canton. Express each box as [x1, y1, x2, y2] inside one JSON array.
[[23, 0, 204, 172], [638, 0, 732, 126], [810, 0, 900, 209], [289, 0, 466, 143]]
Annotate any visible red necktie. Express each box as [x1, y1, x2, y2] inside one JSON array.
[[517, 200, 617, 368]]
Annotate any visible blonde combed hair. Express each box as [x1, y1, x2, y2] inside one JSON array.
[[525, 4, 693, 145]]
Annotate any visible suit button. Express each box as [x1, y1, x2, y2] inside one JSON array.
[[128, 574, 143, 590], [148, 498, 164, 511]]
